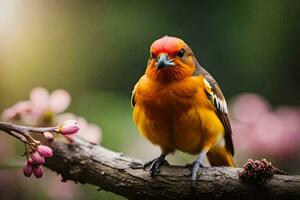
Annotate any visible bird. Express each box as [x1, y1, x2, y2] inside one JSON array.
[[131, 36, 235, 187]]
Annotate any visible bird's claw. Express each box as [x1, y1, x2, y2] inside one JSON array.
[[191, 160, 203, 189], [185, 161, 204, 170], [143, 155, 169, 176]]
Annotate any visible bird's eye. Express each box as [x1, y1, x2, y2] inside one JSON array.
[[177, 48, 185, 57]]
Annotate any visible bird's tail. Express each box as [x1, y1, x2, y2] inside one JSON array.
[[207, 147, 235, 167]]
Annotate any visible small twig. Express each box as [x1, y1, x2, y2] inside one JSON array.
[[16, 125, 59, 133], [0, 122, 59, 134], [5, 130, 28, 143], [0, 122, 58, 143]]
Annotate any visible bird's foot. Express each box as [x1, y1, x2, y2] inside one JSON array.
[[143, 154, 169, 176], [190, 152, 207, 189], [185, 161, 204, 170], [183, 161, 205, 177], [191, 160, 203, 188]]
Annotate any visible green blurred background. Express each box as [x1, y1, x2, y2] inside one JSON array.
[[0, 0, 299, 199]]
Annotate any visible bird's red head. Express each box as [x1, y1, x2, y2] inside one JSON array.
[[146, 36, 197, 82], [151, 36, 186, 57]]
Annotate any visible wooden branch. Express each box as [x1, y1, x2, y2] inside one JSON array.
[[45, 137, 300, 200]]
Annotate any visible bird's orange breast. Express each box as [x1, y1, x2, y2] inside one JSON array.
[[133, 75, 224, 154]]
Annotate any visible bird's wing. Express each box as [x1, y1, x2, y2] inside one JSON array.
[[195, 63, 234, 155]]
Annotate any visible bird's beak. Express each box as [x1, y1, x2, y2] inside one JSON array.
[[156, 53, 175, 70]]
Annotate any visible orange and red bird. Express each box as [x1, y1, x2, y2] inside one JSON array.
[[131, 36, 235, 186]]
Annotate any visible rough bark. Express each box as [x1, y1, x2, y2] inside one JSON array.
[[45, 137, 300, 200]]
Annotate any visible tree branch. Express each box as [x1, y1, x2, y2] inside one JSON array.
[[45, 137, 300, 200], [0, 122, 59, 144]]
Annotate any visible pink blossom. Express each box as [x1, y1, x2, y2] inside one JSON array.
[[250, 113, 284, 155], [57, 114, 102, 144], [231, 93, 270, 124], [30, 87, 50, 112], [2, 87, 72, 126], [23, 160, 33, 177], [33, 166, 43, 178], [77, 123, 102, 144], [0, 87, 100, 181], [74, 117, 102, 144], [31, 151, 45, 165], [49, 89, 71, 114], [37, 145, 53, 158], [30, 87, 71, 117], [43, 131, 54, 142], [60, 120, 80, 135], [2, 101, 33, 121], [1, 108, 16, 121], [13, 101, 32, 114], [230, 93, 300, 158], [231, 121, 252, 151]]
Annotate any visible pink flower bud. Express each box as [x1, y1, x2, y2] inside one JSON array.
[[33, 166, 43, 178], [60, 120, 80, 135], [37, 145, 53, 158], [23, 160, 33, 177], [64, 135, 74, 144], [43, 131, 54, 142], [31, 151, 45, 165], [27, 158, 33, 164]]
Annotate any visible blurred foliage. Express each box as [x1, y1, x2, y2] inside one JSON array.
[[1, 0, 300, 107], [0, 0, 299, 199], [71, 91, 136, 151]]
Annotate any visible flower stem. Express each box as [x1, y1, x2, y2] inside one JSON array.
[[0, 122, 58, 145]]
